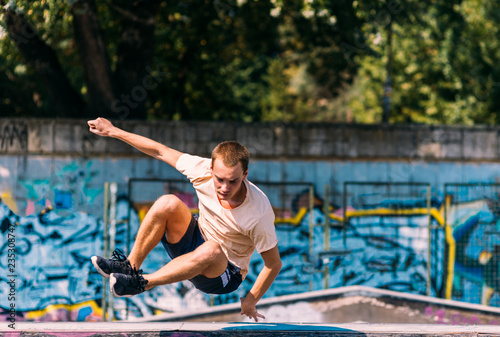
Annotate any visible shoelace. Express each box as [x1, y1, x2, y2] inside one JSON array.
[[111, 248, 128, 262], [130, 266, 148, 292], [110, 249, 132, 271]]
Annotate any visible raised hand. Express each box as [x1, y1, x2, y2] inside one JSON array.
[[87, 117, 116, 137]]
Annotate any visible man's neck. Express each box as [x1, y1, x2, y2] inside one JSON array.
[[219, 181, 247, 209]]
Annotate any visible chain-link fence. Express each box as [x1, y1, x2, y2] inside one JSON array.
[[444, 183, 500, 307], [340, 182, 444, 296], [106, 179, 500, 319]]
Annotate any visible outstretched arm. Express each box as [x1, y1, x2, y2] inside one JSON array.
[[240, 245, 281, 322], [88, 117, 183, 167]]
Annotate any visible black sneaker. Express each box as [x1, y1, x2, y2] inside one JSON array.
[[91, 249, 132, 278], [110, 268, 148, 297]]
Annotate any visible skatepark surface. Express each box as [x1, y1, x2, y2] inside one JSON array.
[[131, 285, 500, 325], [2, 321, 500, 336], [3, 286, 499, 336]]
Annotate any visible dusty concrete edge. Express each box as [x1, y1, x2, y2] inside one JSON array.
[[3, 322, 500, 334], [127, 285, 500, 323]]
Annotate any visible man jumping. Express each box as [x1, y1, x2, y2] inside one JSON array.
[[87, 117, 281, 322]]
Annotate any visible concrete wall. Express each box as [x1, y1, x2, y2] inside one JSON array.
[[2, 118, 500, 160], [1, 118, 500, 322]]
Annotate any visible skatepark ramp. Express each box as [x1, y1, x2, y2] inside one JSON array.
[[4, 286, 499, 336], [132, 285, 500, 325]]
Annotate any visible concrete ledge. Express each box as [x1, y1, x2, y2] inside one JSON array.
[[3, 118, 500, 161], [3, 322, 500, 336], [129, 286, 500, 324]]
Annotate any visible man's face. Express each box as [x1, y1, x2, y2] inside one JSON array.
[[211, 158, 248, 201]]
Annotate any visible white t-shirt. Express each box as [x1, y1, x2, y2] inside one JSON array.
[[176, 154, 278, 278]]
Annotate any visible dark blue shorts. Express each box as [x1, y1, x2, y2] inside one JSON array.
[[160, 214, 242, 294]]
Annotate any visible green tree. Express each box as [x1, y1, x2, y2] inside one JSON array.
[[1, 0, 162, 119], [1, 0, 366, 121], [260, 0, 363, 122], [150, 0, 279, 121], [346, 0, 500, 125]]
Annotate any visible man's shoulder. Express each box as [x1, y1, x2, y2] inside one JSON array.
[[246, 181, 273, 213], [247, 180, 268, 197], [176, 154, 211, 182], [176, 153, 210, 168]]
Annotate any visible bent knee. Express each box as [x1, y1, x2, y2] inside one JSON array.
[[145, 195, 191, 226], [157, 194, 182, 207], [154, 194, 189, 214], [194, 241, 228, 277], [194, 241, 225, 262]]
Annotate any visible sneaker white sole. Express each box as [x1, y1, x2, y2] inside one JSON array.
[[109, 273, 135, 298], [109, 273, 117, 297], [91, 256, 110, 278]]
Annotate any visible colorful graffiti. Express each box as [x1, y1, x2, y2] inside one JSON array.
[[17, 161, 102, 216], [1, 202, 102, 322], [0, 199, 208, 322], [425, 306, 499, 325], [446, 193, 500, 307], [222, 187, 500, 310], [225, 199, 447, 306], [1, 176, 500, 322]]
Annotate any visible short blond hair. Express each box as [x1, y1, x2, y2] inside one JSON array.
[[211, 141, 250, 172]]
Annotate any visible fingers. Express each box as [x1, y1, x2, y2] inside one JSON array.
[[250, 313, 264, 322], [87, 117, 108, 135], [240, 310, 265, 322], [87, 117, 105, 126], [240, 297, 265, 322], [240, 312, 259, 322], [254, 312, 265, 322], [88, 123, 98, 134], [87, 118, 99, 131]]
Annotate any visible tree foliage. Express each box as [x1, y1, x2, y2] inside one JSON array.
[[0, 0, 499, 124], [345, 0, 500, 125]]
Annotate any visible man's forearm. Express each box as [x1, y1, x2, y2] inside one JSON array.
[[244, 262, 281, 306], [111, 127, 182, 167], [240, 245, 281, 321], [88, 118, 183, 167]]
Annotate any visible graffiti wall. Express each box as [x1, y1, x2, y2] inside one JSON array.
[[444, 185, 500, 308], [1, 154, 500, 323], [0, 196, 209, 322]]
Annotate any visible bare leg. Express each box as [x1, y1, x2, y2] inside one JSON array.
[[144, 241, 228, 290], [127, 194, 192, 269]]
